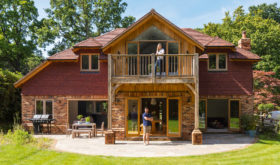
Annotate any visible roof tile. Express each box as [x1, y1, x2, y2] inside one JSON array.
[[47, 48, 78, 60]]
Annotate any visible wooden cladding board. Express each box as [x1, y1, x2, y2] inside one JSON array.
[[116, 84, 194, 94], [110, 17, 195, 55]]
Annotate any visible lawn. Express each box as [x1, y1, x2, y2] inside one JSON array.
[[0, 134, 280, 165]]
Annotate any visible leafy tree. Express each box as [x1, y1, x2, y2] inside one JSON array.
[[249, 3, 280, 23], [0, 68, 22, 122], [203, 5, 280, 78], [37, 0, 135, 55], [253, 70, 280, 108], [0, 0, 42, 74]]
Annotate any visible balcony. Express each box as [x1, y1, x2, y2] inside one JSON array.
[[108, 54, 198, 84]]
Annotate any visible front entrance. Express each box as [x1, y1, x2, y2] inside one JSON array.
[[126, 97, 181, 137]]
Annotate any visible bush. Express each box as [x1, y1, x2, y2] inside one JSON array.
[[1, 124, 52, 148], [241, 114, 257, 131], [4, 124, 33, 145]]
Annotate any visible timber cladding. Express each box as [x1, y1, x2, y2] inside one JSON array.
[[111, 84, 195, 140], [109, 17, 196, 55]]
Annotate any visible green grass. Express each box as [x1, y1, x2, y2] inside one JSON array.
[[0, 134, 280, 165], [168, 120, 179, 133], [230, 118, 240, 129]]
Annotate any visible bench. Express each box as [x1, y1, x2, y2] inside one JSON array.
[[72, 129, 93, 138]]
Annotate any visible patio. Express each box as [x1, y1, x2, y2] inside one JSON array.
[[35, 134, 255, 157]]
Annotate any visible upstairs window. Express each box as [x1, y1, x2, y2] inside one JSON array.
[[81, 54, 99, 71], [36, 100, 53, 118], [208, 54, 227, 71]]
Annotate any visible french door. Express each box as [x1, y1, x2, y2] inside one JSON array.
[[167, 97, 181, 137], [126, 98, 140, 136], [228, 99, 240, 131]]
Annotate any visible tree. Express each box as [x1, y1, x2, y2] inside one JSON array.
[[37, 0, 135, 55], [253, 70, 280, 108], [249, 3, 280, 23], [0, 68, 22, 122], [203, 5, 280, 78], [0, 0, 42, 74]]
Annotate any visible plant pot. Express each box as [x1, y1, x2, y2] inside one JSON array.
[[85, 122, 90, 124], [248, 130, 256, 137], [78, 121, 82, 124]]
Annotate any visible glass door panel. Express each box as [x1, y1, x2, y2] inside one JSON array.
[[229, 100, 240, 130], [127, 99, 139, 136], [199, 100, 207, 129], [167, 98, 180, 137]]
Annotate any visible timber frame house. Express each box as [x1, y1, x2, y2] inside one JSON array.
[[15, 9, 260, 144]]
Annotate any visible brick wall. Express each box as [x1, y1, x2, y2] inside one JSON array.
[[22, 95, 107, 134], [21, 61, 108, 96], [199, 60, 254, 96]]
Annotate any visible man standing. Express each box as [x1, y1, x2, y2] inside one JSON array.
[[143, 107, 153, 145]]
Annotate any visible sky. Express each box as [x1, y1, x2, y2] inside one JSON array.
[[34, 0, 279, 57]]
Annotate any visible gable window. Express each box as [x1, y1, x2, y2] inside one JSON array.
[[81, 54, 99, 71], [208, 54, 227, 71], [36, 100, 53, 118]]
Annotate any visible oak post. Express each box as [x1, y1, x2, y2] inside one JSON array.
[[108, 54, 112, 129]]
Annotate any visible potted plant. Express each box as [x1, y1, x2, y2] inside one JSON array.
[[241, 114, 257, 137], [85, 116, 91, 124], [77, 115, 83, 124]]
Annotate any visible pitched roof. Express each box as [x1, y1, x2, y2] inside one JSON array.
[[47, 48, 78, 60], [74, 37, 102, 47], [73, 28, 126, 48], [199, 47, 260, 60], [181, 28, 234, 47], [229, 47, 261, 60], [102, 9, 205, 51]]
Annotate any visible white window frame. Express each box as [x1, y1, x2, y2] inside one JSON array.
[[35, 99, 54, 118], [80, 54, 100, 71], [208, 53, 228, 71]]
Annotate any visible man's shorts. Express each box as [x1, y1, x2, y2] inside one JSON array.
[[143, 126, 151, 134]]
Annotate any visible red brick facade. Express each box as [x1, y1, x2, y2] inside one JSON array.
[[199, 60, 254, 96], [22, 61, 108, 96]]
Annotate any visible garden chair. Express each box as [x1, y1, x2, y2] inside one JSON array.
[[97, 122, 104, 136]]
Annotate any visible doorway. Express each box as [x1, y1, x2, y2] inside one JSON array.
[[207, 99, 228, 132], [126, 97, 181, 137]]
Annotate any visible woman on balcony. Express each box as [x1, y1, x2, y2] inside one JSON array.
[[155, 43, 165, 76]]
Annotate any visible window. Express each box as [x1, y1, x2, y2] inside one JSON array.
[[80, 54, 99, 71], [208, 54, 227, 71], [199, 100, 207, 129], [35, 100, 53, 117], [229, 100, 240, 129]]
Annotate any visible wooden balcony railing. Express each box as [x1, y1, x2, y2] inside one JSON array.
[[108, 54, 198, 83]]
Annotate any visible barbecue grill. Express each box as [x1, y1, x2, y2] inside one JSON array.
[[29, 114, 54, 134]]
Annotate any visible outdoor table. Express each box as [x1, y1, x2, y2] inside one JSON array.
[[72, 123, 96, 138]]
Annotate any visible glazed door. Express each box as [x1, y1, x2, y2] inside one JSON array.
[[167, 98, 181, 137], [126, 98, 140, 136], [229, 99, 240, 131]]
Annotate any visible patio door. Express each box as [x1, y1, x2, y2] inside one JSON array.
[[126, 98, 140, 136], [228, 99, 240, 131], [167, 97, 181, 137]]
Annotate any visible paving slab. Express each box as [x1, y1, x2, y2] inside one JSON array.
[[35, 134, 255, 157]]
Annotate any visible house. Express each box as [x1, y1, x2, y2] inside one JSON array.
[[14, 9, 260, 144]]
